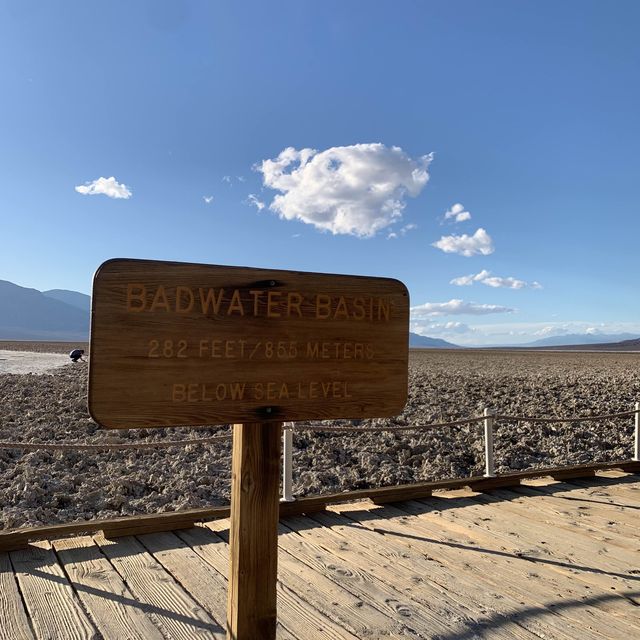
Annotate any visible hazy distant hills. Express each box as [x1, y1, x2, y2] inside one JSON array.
[[520, 332, 640, 348], [42, 288, 91, 314], [411, 331, 640, 350], [537, 337, 640, 351], [409, 332, 459, 349], [0, 280, 460, 347], [2, 278, 635, 350], [0, 280, 90, 340]]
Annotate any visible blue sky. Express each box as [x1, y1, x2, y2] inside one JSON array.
[[1, 0, 639, 345]]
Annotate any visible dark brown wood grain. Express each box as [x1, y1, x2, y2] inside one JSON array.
[[226, 422, 281, 640], [89, 259, 409, 428]]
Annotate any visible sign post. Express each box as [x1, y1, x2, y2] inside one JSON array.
[[88, 258, 409, 640], [227, 422, 281, 639]]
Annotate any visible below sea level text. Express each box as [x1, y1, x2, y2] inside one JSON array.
[[171, 381, 353, 403]]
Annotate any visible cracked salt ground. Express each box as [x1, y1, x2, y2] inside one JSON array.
[[1, 348, 639, 529]]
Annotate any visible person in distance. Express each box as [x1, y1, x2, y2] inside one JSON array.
[[69, 349, 85, 363]]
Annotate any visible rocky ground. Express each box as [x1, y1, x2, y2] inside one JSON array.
[[1, 345, 639, 529]]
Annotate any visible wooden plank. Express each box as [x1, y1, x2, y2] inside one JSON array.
[[179, 527, 376, 638], [506, 485, 640, 543], [269, 540, 398, 638], [396, 495, 640, 634], [95, 533, 225, 639], [10, 542, 98, 640], [525, 477, 640, 508], [311, 508, 551, 639], [52, 536, 165, 640], [276, 516, 476, 638], [0, 552, 35, 640], [444, 490, 640, 576], [206, 519, 406, 638], [282, 476, 480, 513], [273, 582, 359, 640], [179, 524, 359, 640], [333, 501, 626, 640], [550, 468, 596, 480], [0, 506, 228, 552], [227, 421, 281, 640], [616, 461, 640, 473], [89, 258, 409, 428], [3, 461, 638, 552], [569, 474, 640, 499], [137, 530, 229, 630], [335, 503, 616, 640], [596, 470, 631, 478], [283, 513, 535, 640], [471, 476, 522, 491], [280, 461, 640, 515]]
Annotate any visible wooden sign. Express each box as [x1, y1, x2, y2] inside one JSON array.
[[88, 258, 409, 429]]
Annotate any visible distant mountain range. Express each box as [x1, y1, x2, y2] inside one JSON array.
[[410, 331, 640, 350], [527, 336, 640, 351], [0, 280, 90, 340], [42, 288, 91, 314], [1, 278, 637, 350], [1, 279, 460, 347], [590, 337, 640, 350], [409, 332, 459, 349], [518, 332, 640, 348]]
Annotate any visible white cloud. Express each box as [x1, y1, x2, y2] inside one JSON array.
[[411, 299, 514, 317], [444, 203, 471, 223], [412, 321, 473, 335], [534, 325, 564, 337], [255, 143, 433, 237], [223, 175, 247, 186], [75, 176, 132, 199], [247, 194, 265, 211], [533, 324, 607, 338], [482, 276, 526, 289], [450, 275, 472, 286], [450, 270, 541, 289], [450, 269, 491, 286], [432, 228, 494, 257], [203, 195, 214, 204], [387, 222, 417, 240]]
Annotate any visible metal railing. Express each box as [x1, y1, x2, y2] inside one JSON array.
[[1, 404, 638, 504], [280, 403, 640, 501]]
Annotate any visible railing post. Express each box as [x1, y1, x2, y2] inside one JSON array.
[[634, 402, 639, 462], [483, 408, 496, 478], [281, 422, 295, 502]]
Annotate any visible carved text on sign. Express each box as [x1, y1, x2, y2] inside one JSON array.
[[146, 340, 375, 361], [171, 381, 353, 403], [89, 259, 409, 428], [126, 284, 392, 321]]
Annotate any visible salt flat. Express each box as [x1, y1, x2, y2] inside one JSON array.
[[0, 350, 69, 375], [1, 348, 639, 529]]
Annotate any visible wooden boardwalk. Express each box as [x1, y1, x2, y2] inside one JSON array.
[[1, 470, 639, 639]]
